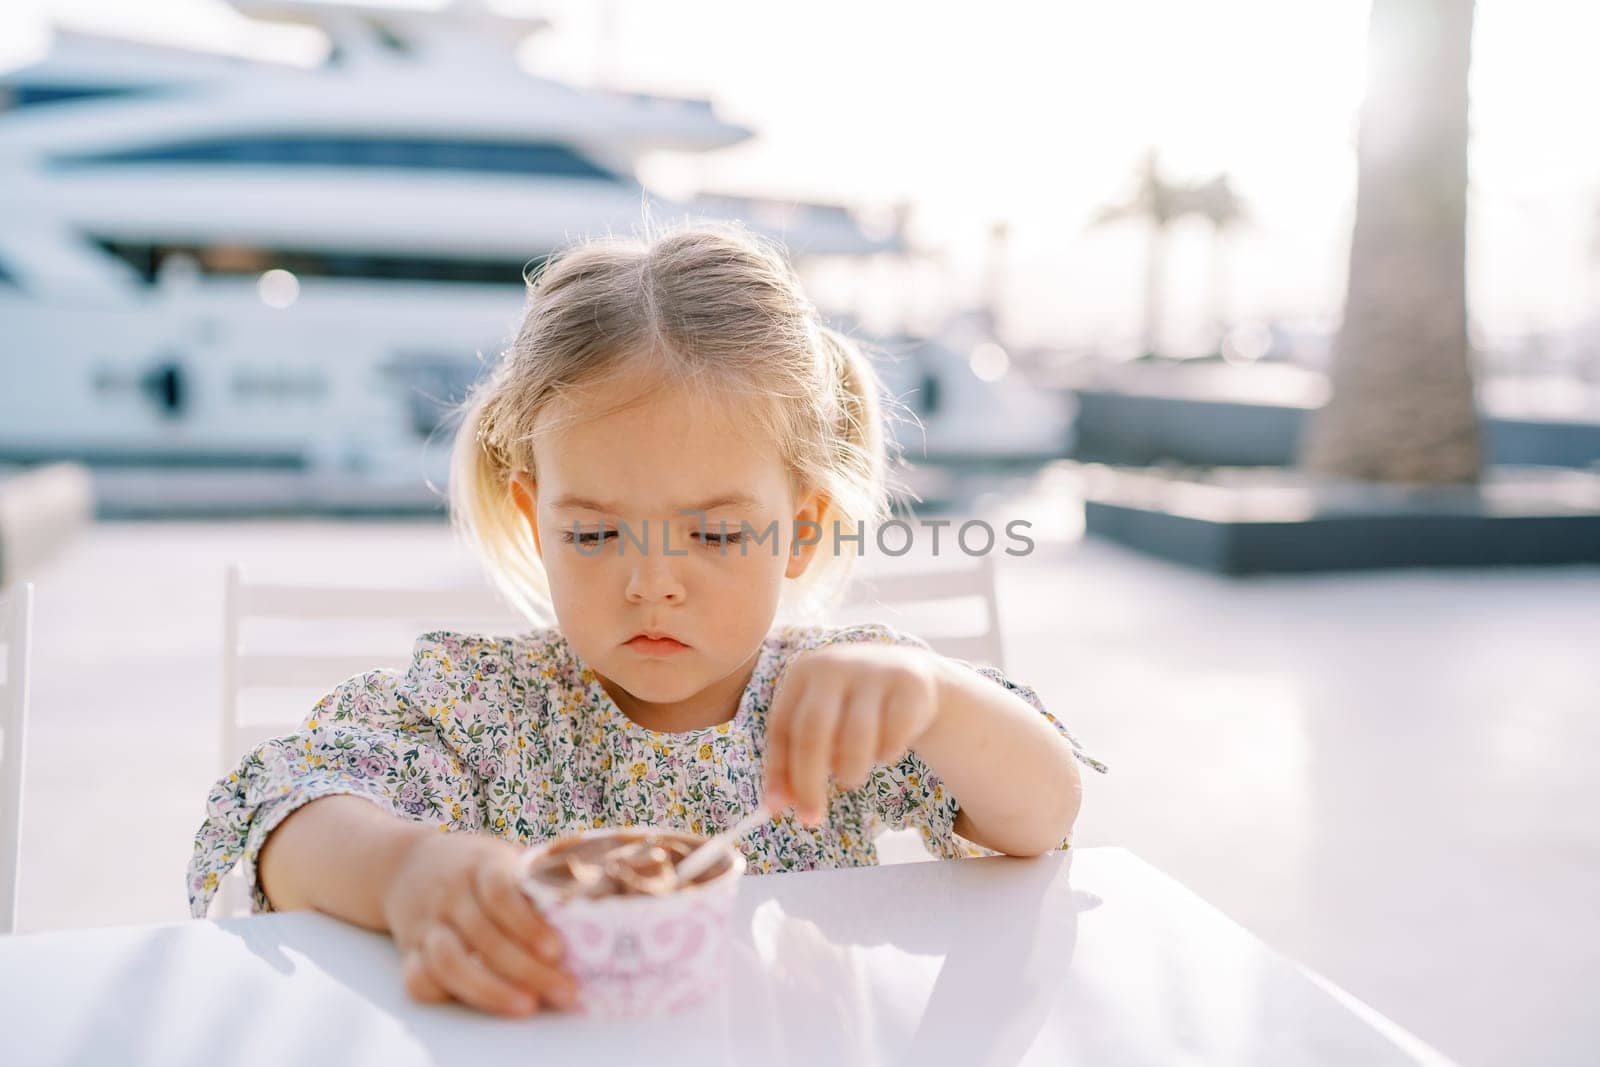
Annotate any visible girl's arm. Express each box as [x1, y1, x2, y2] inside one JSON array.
[[257, 795, 433, 928], [190, 634, 506, 919], [258, 795, 581, 1017], [764, 637, 1090, 858], [911, 655, 1083, 856]]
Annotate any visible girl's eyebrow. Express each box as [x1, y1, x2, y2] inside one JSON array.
[[551, 492, 762, 513]]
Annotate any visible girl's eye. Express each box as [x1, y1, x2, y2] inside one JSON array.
[[560, 529, 617, 546], [558, 528, 746, 547]]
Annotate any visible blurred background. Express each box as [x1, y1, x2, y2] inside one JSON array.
[[1, 2, 1597, 1065]]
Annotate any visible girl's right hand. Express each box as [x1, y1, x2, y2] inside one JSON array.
[[381, 830, 581, 1017]]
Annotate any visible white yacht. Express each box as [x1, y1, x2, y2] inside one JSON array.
[[0, 1, 1066, 512]]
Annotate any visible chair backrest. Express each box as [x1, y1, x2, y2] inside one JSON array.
[[835, 552, 1005, 671], [213, 558, 1004, 901], [221, 555, 1004, 772], [1, 583, 34, 935], [221, 565, 525, 773]]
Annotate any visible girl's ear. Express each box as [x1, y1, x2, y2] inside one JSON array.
[[509, 471, 542, 556], [785, 487, 833, 579]]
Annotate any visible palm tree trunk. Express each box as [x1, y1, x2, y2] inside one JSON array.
[[1210, 224, 1230, 352], [1143, 222, 1165, 358], [1299, 0, 1481, 483]]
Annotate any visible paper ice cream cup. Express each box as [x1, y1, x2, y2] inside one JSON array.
[[516, 826, 746, 1018]]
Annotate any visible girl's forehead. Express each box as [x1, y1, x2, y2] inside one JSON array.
[[537, 379, 774, 451], [531, 383, 793, 508]]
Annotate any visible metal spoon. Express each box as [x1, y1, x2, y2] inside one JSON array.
[[675, 804, 772, 883]]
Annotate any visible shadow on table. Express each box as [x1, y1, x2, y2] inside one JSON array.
[[730, 850, 1100, 1065], [57, 925, 288, 1066], [212, 903, 752, 1064], [215, 911, 429, 1062], [44, 918, 403, 1066], [203, 851, 1098, 1066]]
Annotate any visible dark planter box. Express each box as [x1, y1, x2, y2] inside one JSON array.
[[1081, 467, 1600, 574], [1069, 381, 1600, 470]]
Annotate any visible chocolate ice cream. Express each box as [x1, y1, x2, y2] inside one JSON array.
[[527, 830, 732, 900]]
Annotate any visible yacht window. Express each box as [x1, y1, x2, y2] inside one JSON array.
[[1, 82, 147, 111], [55, 136, 622, 181], [918, 371, 943, 416], [93, 238, 545, 287], [367, 19, 414, 54]]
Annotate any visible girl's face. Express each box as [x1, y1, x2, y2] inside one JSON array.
[[511, 381, 828, 725]]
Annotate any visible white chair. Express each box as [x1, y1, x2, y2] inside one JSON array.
[[221, 564, 524, 766], [836, 552, 1004, 671], [221, 555, 1004, 766], [1, 583, 35, 934], [214, 565, 523, 915], [212, 555, 1006, 910], [834, 554, 1004, 863]]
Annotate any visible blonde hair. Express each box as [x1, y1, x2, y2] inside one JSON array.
[[448, 219, 914, 627]]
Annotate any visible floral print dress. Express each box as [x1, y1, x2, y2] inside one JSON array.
[[187, 621, 1108, 918]]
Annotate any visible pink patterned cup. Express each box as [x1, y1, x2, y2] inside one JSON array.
[[516, 826, 746, 1017]]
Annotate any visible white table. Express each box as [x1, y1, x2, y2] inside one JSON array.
[[0, 848, 1451, 1066]]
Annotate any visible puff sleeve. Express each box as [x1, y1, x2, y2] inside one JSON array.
[[186, 634, 490, 918]]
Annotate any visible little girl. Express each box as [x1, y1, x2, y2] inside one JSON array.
[[186, 221, 1107, 1017]]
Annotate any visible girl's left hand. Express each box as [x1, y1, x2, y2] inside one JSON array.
[[761, 642, 942, 826]]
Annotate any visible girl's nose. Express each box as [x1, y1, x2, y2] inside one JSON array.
[[624, 544, 687, 604]]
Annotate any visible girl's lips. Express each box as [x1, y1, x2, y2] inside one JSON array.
[[626, 635, 689, 655]]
